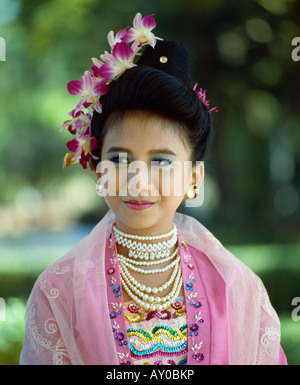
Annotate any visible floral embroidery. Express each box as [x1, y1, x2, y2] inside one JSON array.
[[106, 230, 131, 365], [38, 262, 70, 299], [185, 281, 194, 291], [172, 300, 183, 310], [179, 233, 206, 364], [29, 299, 70, 365], [128, 303, 140, 313]]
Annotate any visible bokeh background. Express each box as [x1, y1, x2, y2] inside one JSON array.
[[0, 0, 300, 365]]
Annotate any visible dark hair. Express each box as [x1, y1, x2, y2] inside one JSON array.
[[91, 65, 214, 168]]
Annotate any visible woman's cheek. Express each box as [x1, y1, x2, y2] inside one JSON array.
[[159, 162, 190, 199]]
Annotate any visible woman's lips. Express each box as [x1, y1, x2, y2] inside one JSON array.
[[124, 200, 155, 210]]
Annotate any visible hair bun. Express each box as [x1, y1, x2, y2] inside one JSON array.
[[136, 40, 191, 84]]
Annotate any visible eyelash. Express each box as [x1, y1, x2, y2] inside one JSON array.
[[107, 155, 173, 167]]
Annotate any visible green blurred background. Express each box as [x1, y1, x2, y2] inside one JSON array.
[[0, 0, 299, 365]]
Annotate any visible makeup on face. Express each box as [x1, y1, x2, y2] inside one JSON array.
[[105, 148, 178, 210], [123, 200, 155, 210], [106, 147, 177, 167]]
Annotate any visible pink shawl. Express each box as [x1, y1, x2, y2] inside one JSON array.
[[20, 209, 287, 365]]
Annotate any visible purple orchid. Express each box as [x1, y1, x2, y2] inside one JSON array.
[[107, 27, 131, 48], [67, 71, 109, 111], [126, 13, 157, 50], [92, 42, 136, 81], [60, 110, 92, 135], [65, 127, 99, 169]]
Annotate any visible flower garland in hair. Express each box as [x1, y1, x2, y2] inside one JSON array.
[[60, 13, 159, 170], [60, 13, 217, 171]]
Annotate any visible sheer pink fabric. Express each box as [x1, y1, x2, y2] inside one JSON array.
[[20, 209, 287, 365]]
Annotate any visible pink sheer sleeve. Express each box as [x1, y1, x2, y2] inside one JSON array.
[[255, 279, 288, 365], [20, 261, 83, 365], [20, 273, 72, 365]]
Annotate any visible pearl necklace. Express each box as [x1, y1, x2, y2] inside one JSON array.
[[120, 259, 180, 294], [113, 224, 177, 259], [119, 266, 183, 312], [113, 224, 177, 240], [118, 247, 179, 267], [113, 224, 183, 311]]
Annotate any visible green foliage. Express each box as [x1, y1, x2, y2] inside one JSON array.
[[0, 298, 25, 365]]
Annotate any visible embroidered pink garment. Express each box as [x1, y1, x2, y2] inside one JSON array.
[[123, 296, 188, 365], [20, 209, 287, 365]]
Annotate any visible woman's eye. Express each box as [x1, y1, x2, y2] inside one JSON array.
[[108, 156, 129, 164], [152, 158, 172, 167]]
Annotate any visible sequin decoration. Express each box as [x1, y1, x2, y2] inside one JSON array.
[[128, 324, 188, 360]]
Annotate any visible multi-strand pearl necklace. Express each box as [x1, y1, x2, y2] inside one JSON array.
[[113, 224, 183, 312], [113, 225, 178, 259]]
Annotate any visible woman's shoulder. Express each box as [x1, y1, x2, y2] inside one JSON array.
[[31, 229, 107, 302], [183, 228, 261, 285], [36, 217, 112, 283]]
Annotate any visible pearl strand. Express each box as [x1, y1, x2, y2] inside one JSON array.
[[119, 268, 183, 311], [120, 259, 180, 294], [113, 223, 176, 240], [119, 254, 180, 274], [113, 225, 178, 260], [118, 247, 179, 267], [114, 234, 178, 260]]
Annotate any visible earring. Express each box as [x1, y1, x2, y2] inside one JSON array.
[[96, 179, 103, 196], [184, 188, 195, 199], [184, 186, 199, 199]]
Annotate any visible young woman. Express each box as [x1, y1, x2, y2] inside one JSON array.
[[20, 13, 287, 365]]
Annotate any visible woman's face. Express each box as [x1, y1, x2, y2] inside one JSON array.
[[98, 110, 203, 235]]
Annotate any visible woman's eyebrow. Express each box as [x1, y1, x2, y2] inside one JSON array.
[[106, 147, 177, 156]]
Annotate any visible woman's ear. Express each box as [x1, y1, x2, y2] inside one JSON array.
[[191, 161, 204, 188]]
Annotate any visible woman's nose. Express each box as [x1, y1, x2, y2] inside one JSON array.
[[127, 161, 158, 197]]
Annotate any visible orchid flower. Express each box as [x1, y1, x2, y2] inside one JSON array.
[[65, 128, 99, 169], [63, 152, 79, 168], [67, 71, 109, 111], [94, 42, 136, 80], [60, 110, 92, 135], [107, 27, 131, 48], [126, 13, 157, 50]]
